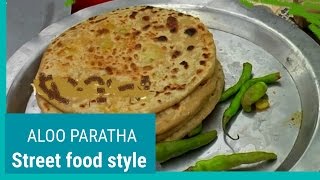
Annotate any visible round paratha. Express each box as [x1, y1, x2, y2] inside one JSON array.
[[34, 6, 217, 113]]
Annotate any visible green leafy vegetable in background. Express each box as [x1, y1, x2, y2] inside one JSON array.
[[64, 0, 75, 7], [240, 0, 320, 39]]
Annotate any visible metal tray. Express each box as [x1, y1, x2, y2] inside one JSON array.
[[6, 0, 320, 171]]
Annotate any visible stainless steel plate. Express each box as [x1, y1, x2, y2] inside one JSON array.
[[6, 0, 320, 171]]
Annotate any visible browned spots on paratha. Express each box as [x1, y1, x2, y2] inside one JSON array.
[[179, 61, 189, 69], [171, 68, 179, 74], [70, 26, 77, 30], [197, 24, 205, 31], [199, 79, 209, 86], [129, 11, 138, 19], [184, 28, 197, 36], [132, 30, 141, 36], [196, 69, 203, 74], [202, 53, 210, 59], [135, 44, 142, 50], [187, 45, 194, 51], [172, 50, 181, 59], [130, 63, 138, 72], [88, 47, 95, 52], [141, 75, 151, 90], [97, 88, 105, 94], [140, 6, 154, 11], [105, 66, 113, 75], [88, 16, 98, 21], [142, 16, 150, 21], [143, 66, 153, 71], [38, 73, 69, 104], [166, 16, 178, 33], [142, 24, 151, 31], [96, 28, 109, 36], [153, 25, 164, 29], [93, 17, 108, 24], [57, 42, 63, 47], [118, 83, 134, 91], [84, 76, 104, 85], [200, 61, 206, 66], [155, 36, 168, 42], [77, 87, 83, 91], [96, 97, 107, 103], [67, 77, 78, 87]]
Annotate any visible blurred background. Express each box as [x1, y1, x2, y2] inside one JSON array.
[[7, 0, 70, 60]]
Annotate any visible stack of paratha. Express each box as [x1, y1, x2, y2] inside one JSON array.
[[33, 6, 225, 142]]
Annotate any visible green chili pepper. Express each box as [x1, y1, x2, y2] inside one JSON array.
[[187, 151, 277, 171], [223, 72, 281, 140], [219, 62, 253, 102], [241, 82, 268, 112], [156, 130, 217, 163], [187, 123, 203, 138]]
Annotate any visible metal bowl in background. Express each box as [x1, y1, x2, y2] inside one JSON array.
[[6, 0, 320, 171]]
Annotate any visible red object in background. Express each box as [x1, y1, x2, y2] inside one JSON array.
[[71, 0, 112, 13]]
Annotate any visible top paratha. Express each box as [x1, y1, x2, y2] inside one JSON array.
[[33, 6, 216, 113]]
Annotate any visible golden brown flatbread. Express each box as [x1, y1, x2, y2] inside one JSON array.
[[33, 6, 217, 114]]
